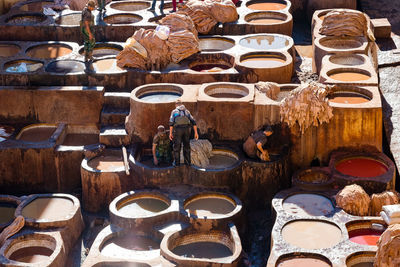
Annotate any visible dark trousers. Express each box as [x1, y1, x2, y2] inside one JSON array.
[[173, 127, 191, 165]]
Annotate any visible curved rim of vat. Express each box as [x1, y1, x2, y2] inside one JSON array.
[[15, 0, 54, 12], [133, 83, 184, 103], [331, 154, 393, 180], [236, 51, 292, 70], [0, 43, 21, 57], [15, 193, 81, 227], [188, 53, 235, 72], [291, 167, 334, 189], [2, 232, 62, 265], [281, 192, 335, 216], [109, 1, 151, 11], [45, 59, 86, 74], [239, 33, 293, 51], [316, 36, 367, 51], [328, 54, 366, 66], [0, 195, 21, 229], [91, 261, 151, 267], [345, 219, 386, 233], [54, 12, 82, 26], [245, 0, 291, 11], [109, 190, 174, 219], [25, 42, 73, 59], [198, 36, 236, 52], [160, 224, 242, 265], [280, 218, 344, 248], [183, 191, 242, 220], [327, 86, 373, 105], [276, 252, 333, 267], [203, 82, 249, 98], [4, 59, 44, 73], [82, 149, 126, 173], [244, 10, 290, 24], [103, 13, 143, 25], [5, 12, 48, 25], [346, 251, 376, 266], [78, 42, 123, 56], [191, 148, 242, 171], [326, 68, 372, 82], [15, 123, 58, 143]]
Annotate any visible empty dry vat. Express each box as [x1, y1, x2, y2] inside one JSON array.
[[244, 11, 292, 36], [4, 59, 43, 73], [235, 51, 293, 83], [109, 190, 179, 230], [198, 37, 235, 52], [26, 43, 73, 59], [330, 151, 396, 193], [81, 149, 131, 212]]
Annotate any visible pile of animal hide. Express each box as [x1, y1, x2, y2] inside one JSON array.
[[180, 139, 212, 167], [370, 191, 400, 216], [179, 0, 238, 34], [319, 10, 374, 40], [117, 13, 199, 70], [255, 81, 280, 100], [336, 184, 371, 216], [375, 224, 400, 267], [280, 82, 333, 134]]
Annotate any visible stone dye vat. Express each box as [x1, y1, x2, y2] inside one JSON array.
[[93, 58, 124, 73], [204, 149, 240, 170], [0, 195, 20, 230], [103, 14, 143, 25], [276, 254, 332, 267], [4, 59, 43, 72], [25, 43, 72, 59], [79, 43, 123, 57], [55, 13, 81, 26], [325, 69, 374, 84], [239, 34, 293, 56], [189, 54, 234, 73], [330, 151, 395, 193], [245, 11, 286, 24], [0, 43, 20, 57], [199, 37, 235, 52], [282, 193, 334, 217], [203, 83, 249, 99], [161, 224, 242, 266], [81, 149, 131, 212], [109, 1, 150, 11], [346, 220, 386, 247], [21, 196, 73, 221], [15, 123, 57, 142], [246, 0, 290, 11], [328, 91, 370, 104], [6, 13, 47, 25], [291, 167, 333, 190], [346, 252, 375, 267], [45, 60, 85, 74]]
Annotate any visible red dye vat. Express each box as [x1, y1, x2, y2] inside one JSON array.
[[191, 64, 230, 72], [348, 228, 383, 246], [335, 158, 387, 178]]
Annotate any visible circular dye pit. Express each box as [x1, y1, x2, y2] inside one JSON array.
[[319, 37, 363, 50], [88, 155, 125, 172], [55, 13, 81, 25], [205, 150, 239, 169], [5, 60, 43, 73], [245, 11, 287, 24], [277, 257, 331, 267], [21, 197, 74, 221], [328, 71, 371, 82], [110, 1, 150, 11], [104, 14, 142, 24], [239, 35, 290, 50], [139, 92, 181, 103], [0, 203, 16, 224], [204, 83, 249, 99], [184, 194, 236, 218], [6, 14, 46, 25], [117, 196, 170, 217], [93, 58, 123, 72], [8, 246, 53, 263], [328, 91, 371, 104], [346, 252, 375, 267], [19, 1, 53, 12], [282, 220, 342, 249], [348, 228, 383, 246], [329, 55, 365, 66], [0, 44, 20, 57], [296, 169, 330, 184], [240, 54, 286, 68], [199, 37, 235, 52], [335, 158, 388, 178], [45, 60, 85, 73], [26, 44, 72, 59], [61, 133, 99, 146], [190, 63, 231, 72], [101, 232, 160, 257], [247, 0, 287, 11], [81, 44, 122, 57], [283, 194, 334, 216], [172, 241, 233, 259], [16, 124, 56, 142]]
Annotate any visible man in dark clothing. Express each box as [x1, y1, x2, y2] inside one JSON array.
[[243, 125, 273, 161], [80, 0, 96, 64], [152, 125, 172, 166], [169, 100, 198, 166]]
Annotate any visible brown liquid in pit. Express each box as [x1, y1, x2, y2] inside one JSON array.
[[185, 197, 235, 217], [282, 220, 342, 249], [9, 246, 53, 263], [88, 155, 124, 171], [0, 45, 19, 57], [101, 232, 160, 255], [278, 258, 331, 267], [247, 2, 286, 10], [241, 57, 286, 68], [118, 198, 169, 217], [62, 133, 99, 146], [351, 262, 374, 267], [27, 45, 72, 59], [172, 241, 232, 258], [329, 95, 370, 104], [17, 127, 55, 142], [329, 72, 371, 81], [248, 18, 283, 24], [94, 59, 122, 72], [22, 197, 74, 220], [0, 205, 16, 224]]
